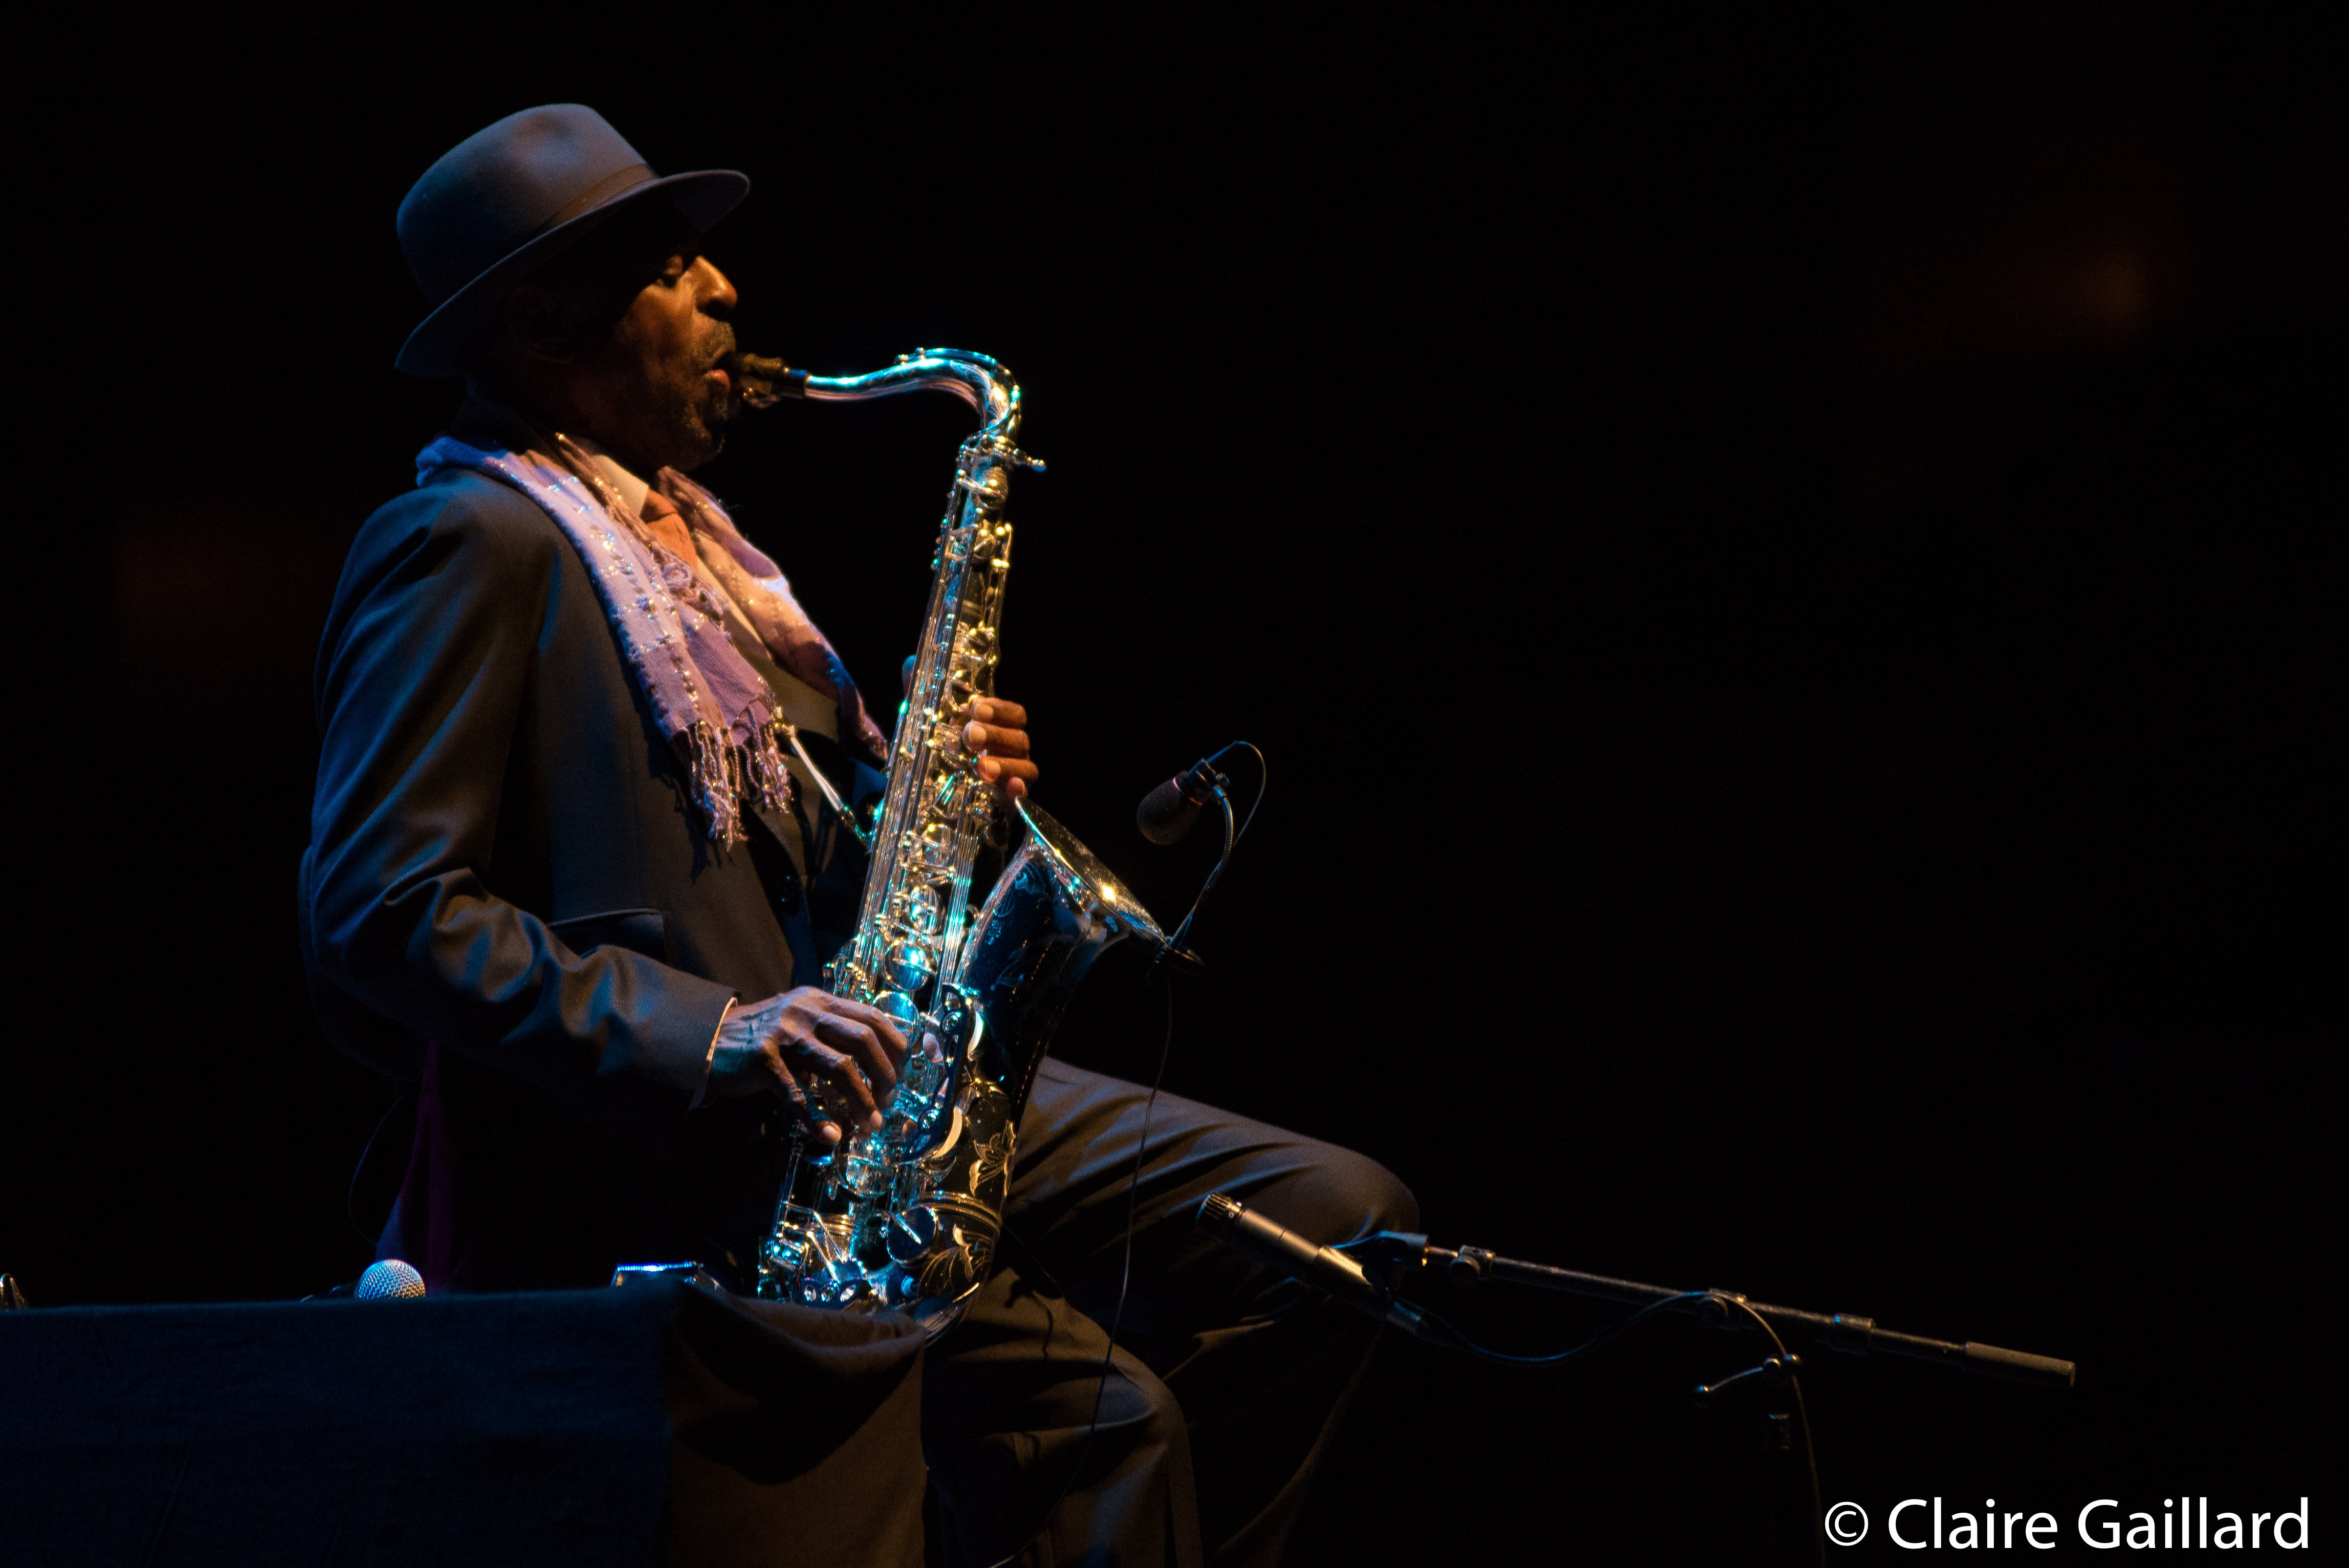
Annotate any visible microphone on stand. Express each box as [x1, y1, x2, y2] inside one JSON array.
[[1197, 1193, 1445, 1342], [1135, 759, 1231, 846], [1136, 743, 1264, 979]]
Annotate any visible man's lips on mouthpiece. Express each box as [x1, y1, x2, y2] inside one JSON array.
[[706, 367, 732, 394]]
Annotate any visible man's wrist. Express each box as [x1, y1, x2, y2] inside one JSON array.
[[688, 998, 736, 1111]]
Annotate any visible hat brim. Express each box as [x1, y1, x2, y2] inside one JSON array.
[[395, 167, 749, 378]]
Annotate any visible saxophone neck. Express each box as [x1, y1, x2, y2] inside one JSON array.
[[727, 348, 1034, 460]]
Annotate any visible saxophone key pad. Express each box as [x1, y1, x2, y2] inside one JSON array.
[[883, 938, 938, 996]]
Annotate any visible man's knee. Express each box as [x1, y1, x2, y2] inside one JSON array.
[[1345, 1149, 1420, 1236], [1285, 1143, 1419, 1242]]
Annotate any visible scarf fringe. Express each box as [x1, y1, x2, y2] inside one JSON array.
[[685, 720, 743, 845], [683, 716, 799, 845], [744, 714, 797, 818]]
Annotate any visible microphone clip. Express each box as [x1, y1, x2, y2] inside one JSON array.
[[1336, 1230, 1435, 1283], [1691, 1352, 1802, 1409], [1173, 758, 1231, 806], [1149, 943, 1208, 982]]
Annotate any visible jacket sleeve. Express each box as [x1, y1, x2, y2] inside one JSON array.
[[302, 479, 734, 1147]]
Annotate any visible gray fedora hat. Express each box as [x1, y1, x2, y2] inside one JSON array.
[[395, 104, 747, 377]]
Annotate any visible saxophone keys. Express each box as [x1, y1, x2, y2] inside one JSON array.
[[882, 939, 938, 997], [885, 1205, 939, 1263], [872, 988, 927, 1051], [900, 884, 943, 935], [915, 819, 958, 872], [842, 1134, 893, 1198]]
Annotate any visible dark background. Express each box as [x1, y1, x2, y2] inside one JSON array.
[[19, 3, 2339, 1560]]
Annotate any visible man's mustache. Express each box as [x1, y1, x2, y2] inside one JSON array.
[[701, 323, 739, 377]]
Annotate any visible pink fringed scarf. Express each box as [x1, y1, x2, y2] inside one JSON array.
[[416, 431, 888, 843]]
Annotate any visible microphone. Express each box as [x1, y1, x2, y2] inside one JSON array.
[[354, 1259, 427, 1300], [1197, 1193, 1441, 1340], [1136, 759, 1231, 845]]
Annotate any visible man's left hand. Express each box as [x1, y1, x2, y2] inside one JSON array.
[[961, 697, 1037, 803]]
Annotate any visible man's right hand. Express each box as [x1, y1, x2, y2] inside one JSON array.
[[706, 988, 909, 1142]]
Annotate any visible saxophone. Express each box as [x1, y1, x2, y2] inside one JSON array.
[[732, 349, 1164, 1334]]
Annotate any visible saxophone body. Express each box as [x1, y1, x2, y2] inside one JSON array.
[[739, 349, 1164, 1334]]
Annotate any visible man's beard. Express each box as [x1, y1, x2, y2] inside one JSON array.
[[613, 321, 737, 473], [659, 378, 730, 472], [658, 322, 738, 472]]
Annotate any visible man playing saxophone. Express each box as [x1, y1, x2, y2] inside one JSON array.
[[302, 105, 1414, 1568]]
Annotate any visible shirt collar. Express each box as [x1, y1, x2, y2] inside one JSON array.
[[563, 432, 652, 519]]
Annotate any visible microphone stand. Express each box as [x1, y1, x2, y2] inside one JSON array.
[[1339, 1231, 2077, 1390], [1220, 1219, 2075, 1568], [1339, 1234, 2076, 1568]]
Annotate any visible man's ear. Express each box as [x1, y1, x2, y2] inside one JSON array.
[[502, 280, 578, 364]]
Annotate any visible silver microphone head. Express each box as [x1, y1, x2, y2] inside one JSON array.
[[354, 1259, 427, 1300]]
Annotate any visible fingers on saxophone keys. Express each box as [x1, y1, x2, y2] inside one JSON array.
[[962, 698, 1028, 729], [831, 998, 911, 1072], [795, 1041, 883, 1135], [816, 1013, 900, 1107], [977, 756, 1043, 788], [770, 1059, 841, 1144], [961, 721, 1031, 758]]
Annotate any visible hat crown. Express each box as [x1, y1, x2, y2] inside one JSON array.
[[392, 106, 744, 376], [397, 105, 653, 307]]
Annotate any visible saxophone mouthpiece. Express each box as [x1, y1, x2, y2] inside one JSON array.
[[727, 352, 809, 409]]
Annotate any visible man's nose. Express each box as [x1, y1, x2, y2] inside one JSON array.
[[693, 256, 739, 319]]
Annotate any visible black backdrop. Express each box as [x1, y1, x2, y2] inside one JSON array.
[[24, 4, 2340, 1561]]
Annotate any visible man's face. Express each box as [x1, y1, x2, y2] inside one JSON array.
[[505, 208, 744, 472]]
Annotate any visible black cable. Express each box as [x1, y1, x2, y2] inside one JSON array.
[[1411, 1285, 1824, 1564], [1410, 1288, 1716, 1368], [984, 978, 1177, 1568], [1160, 741, 1267, 958], [1213, 740, 1269, 845], [344, 1089, 414, 1246]]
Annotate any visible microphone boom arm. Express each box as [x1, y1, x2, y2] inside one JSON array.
[[1339, 1229, 2077, 1389], [1198, 1195, 2072, 1389]]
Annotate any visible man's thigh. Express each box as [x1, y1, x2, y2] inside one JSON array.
[[1005, 1058, 1417, 1348]]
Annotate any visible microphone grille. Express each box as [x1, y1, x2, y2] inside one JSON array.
[[355, 1259, 427, 1300], [1136, 777, 1202, 846], [1199, 1192, 1243, 1228]]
